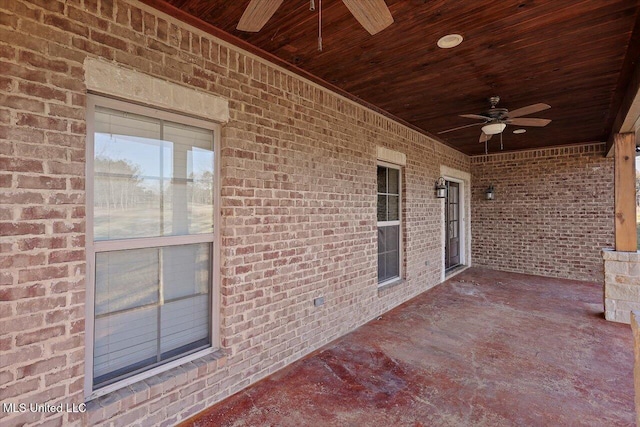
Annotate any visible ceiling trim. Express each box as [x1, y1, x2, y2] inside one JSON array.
[[138, 0, 458, 152]]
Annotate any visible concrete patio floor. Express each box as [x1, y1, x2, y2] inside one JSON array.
[[183, 268, 634, 426]]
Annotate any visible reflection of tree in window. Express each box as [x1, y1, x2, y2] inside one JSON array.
[[90, 101, 216, 390], [94, 156, 150, 210]]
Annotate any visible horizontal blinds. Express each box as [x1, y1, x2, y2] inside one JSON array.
[[93, 243, 211, 387]]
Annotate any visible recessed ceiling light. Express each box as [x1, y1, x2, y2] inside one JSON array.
[[437, 34, 463, 49], [513, 129, 526, 134]]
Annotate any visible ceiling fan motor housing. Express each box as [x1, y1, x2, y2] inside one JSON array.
[[485, 108, 509, 120]]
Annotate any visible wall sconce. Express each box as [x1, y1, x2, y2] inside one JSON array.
[[485, 184, 495, 200], [435, 177, 446, 198]]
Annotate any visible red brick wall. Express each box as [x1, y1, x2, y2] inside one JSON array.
[[0, 0, 469, 425], [471, 143, 614, 282]]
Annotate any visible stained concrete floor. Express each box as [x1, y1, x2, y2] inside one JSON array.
[[183, 268, 634, 426]]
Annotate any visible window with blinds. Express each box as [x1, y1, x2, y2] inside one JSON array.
[[87, 98, 218, 393], [377, 163, 402, 285]]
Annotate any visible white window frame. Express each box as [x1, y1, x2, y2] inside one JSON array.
[[377, 161, 403, 287], [84, 95, 221, 400]]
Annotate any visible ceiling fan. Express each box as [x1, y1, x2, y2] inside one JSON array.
[[237, 0, 394, 35], [438, 96, 552, 149]]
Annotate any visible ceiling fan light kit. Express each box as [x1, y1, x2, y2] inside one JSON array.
[[439, 96, 552, 152], [481, 123, 506, 135]]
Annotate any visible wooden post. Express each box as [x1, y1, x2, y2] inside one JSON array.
[[614, 132, 638, 252]]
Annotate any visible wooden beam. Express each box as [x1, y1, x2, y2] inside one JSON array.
[[606, 60, 640, 156], [614, 132, 638, 251], [606, 12, 640, 157]]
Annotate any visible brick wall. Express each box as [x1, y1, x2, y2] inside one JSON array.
[[0, 0, 469, 425], [471, 143, 614, 282]]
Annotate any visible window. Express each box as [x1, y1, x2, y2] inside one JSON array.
[[377, 163, 402, 285], [86, 96, 219, 396]]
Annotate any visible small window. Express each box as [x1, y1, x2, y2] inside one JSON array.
[[86, 97, 219, 395], [377, 163, 402, 285]]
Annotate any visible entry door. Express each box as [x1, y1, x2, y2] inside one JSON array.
[[445, 181, 460, 270]]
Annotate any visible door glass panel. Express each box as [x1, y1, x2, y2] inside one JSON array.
[[445, 181, 461, 270]]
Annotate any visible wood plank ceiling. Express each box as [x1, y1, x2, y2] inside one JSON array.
[[144, 0, 640, 155]]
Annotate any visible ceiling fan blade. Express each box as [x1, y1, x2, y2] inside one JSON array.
[[460, 114, 490, 121], [438, 122, 485, 134], [479, 132, 493, 143], [342, 0, 394, 35], [237, 0, 284, 32], [507, 118, 552, 127], [507, 103, 551, 118]]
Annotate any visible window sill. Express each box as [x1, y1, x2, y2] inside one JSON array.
[[85, 349, 226, 424], [377, 278, 405, 296]]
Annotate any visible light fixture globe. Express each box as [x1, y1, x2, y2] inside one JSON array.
[[481, 122, 507, 135]]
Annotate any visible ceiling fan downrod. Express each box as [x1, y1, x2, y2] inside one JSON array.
[[318, 0, 323, 51]]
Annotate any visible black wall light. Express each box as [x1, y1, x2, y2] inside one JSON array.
[[485, 184, 495, 200], [435, 177, 446, 198]]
